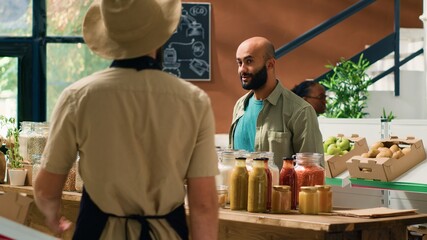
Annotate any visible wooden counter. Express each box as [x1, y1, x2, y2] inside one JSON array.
[[2, 184, 427, 240], [218, 208, 427, 240], [0, 184, 80, 240]]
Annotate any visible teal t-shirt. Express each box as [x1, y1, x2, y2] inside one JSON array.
[[233, 96, 263, 152]]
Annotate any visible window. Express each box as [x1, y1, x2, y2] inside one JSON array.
[[0, 0, 109, 123]]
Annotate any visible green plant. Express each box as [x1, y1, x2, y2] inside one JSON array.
[[381, 108, 395, 122], [0, 115, 23, 169], [320, 54, 372, 118]]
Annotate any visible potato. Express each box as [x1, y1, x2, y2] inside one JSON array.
[[371, 141, 384, 150], [402, 147, 412, 155], [392, 150, 404, 159], [389, 144, 400, 153], [368, 149, 380, 158], [361, 153, 370, 158], [376, 149, 393, 158]]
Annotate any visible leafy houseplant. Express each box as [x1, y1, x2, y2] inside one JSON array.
[[0, 115, 23, 169], [319, 54, 372, 118]]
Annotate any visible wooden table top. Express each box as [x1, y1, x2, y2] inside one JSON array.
[[219, 207, 427, 233], [0, 184, 81, 202]]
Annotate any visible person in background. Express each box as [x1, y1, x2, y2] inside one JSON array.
[[291, 80, 327, 115], [229, 36, 324, 169], [34, 0, 219, 239]]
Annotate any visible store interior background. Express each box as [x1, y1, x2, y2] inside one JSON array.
[[190, 0, 427, 212], [184, 0, 424, 133]]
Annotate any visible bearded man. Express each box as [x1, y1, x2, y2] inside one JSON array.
[[229, 36, 324, 169]]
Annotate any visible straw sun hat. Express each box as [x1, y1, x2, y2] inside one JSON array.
[[83, 0, 181, 60]]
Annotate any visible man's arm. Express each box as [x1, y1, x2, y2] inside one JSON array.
[[187, 176, 218, 240], [33, 169, 72, 234]]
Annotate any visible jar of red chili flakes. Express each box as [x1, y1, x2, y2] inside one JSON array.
[[294, 153, 324, 205]]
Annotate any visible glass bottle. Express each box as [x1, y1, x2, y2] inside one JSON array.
[[261, 157, 272, 211], [280, 157, 297, 210], [299, 186, 318, 215], [261, 151, 279, 186], [229, 157, 248, 210], [271, 185, 291, 214], [247, 158, 267, 213], [294, 152, 325, 205], [316, 185, 332, 213]]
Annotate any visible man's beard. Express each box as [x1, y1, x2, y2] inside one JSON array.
[[241, 65, 268, 90]]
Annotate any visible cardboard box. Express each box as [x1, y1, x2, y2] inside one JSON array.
[[346, 136, 426, 182], [0, 191, 33, 225], [324, 134, 369, 178]]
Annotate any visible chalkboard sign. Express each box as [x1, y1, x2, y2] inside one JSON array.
[[162, 3, 211, 81]]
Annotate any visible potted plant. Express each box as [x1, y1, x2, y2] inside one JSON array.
[[0, 115, 26, 186], [319, 54, 372, 118]]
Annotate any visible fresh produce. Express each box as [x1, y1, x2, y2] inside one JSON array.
[[323, 136, 353, 156], [359, 141, 411, 159]]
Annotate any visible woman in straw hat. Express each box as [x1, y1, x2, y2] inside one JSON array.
[[34, 0, 219, 239]]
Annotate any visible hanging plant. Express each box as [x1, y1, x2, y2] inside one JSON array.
[[320, 54, 372, 118]]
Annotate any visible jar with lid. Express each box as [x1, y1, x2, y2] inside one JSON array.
[[316, 185, 332, 213], [247, 158, 267, 213], [261, 151, 279, 186], [299, 186, 318, 214], [18, 121, 33, 163], [280, 157, 297, 210], [271, 185, 291, 214], [294, 152, 325, 205], [215, 150, 235, 189], [229, 157, 248, 210]]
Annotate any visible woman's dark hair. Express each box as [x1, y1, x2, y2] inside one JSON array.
[[291, 81, 318, 97]]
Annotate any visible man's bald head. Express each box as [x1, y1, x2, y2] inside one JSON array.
[[237, 36, 276, 61]]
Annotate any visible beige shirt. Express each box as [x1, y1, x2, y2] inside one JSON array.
[[42, 68, 219, 239]]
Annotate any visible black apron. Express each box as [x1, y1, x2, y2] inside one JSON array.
[[73, 56, 189, 240]]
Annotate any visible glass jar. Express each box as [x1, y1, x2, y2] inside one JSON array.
[[217, 185, 228, 209], [271, 185, 291, 214], [245, 151, 260, 173], [32, 154, 42, 186], [247, 158, 267, 213], [316, 185, 332, 213], [294, 152, 325, 205], [75, 154, 83, 193], [229, 157, 248, 210], [260, 157, 272, 211], [29, 122, 49, 164], [261, 151, 279, 186], [18, 121, 33, 163], [280, 157, 297, 210], [299, 186, 318, 214], [215, 150, 235, 189]]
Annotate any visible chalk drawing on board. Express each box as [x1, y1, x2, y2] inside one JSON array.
[[162, 3, 211, 81]]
